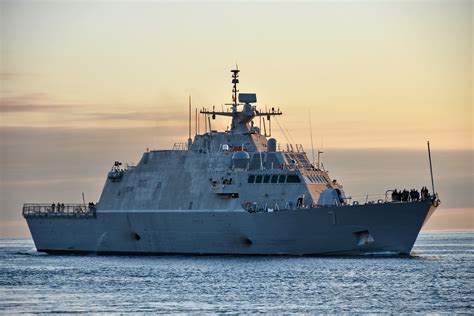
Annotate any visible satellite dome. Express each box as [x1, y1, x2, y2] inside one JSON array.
[[232, 151, 250, 170]]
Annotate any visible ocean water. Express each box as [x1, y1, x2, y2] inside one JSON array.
[[0, 232, 472, 314]]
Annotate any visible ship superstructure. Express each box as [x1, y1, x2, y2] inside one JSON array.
[[23, 69, 440, 255]]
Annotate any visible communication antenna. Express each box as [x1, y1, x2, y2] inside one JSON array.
[[317, 137, 324, 170], [269, 107, 274, 136], [195, 108, 198, 136], [308, 109, 316, 166], [82, 192, 86, 210], [208, 112, 212, 132], [263, 114, 267, 136], [263, 105, 268, 137], [427, 141, 436, 194], [188, 96, 192, 149]]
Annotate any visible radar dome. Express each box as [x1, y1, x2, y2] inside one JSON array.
[[232, 151, 250, 170]]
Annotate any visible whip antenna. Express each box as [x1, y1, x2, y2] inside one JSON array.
[[427, 141, 436, 194], [188, 96, 192, 149], [317, 137, 324, 170], [195, 108, 197, 136], [308, 109, 316, 166]]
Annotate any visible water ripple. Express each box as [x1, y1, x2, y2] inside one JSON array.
[[0, 232, 472, 313]]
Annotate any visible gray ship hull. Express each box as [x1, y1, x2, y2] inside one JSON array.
[[26, 200, 436, 256]]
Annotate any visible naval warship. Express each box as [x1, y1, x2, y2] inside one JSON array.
[[23, 69, 440, 255]]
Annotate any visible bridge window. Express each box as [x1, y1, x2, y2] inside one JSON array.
[[248, 175, 255, 183], [317, 175, 327, 183], [287, 175, 301, 183], [247, 174, 302, 184]]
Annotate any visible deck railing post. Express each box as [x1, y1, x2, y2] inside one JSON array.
[[22, 203, 96, 218]]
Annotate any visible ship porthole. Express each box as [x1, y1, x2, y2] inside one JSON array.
[[133, 233, 141, 241]]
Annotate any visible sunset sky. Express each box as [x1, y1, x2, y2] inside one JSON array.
[[0, 0, 472, 237]]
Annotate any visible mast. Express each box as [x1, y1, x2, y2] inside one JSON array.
[[231, 67, 239, 111], [200, 68, 282, 134]]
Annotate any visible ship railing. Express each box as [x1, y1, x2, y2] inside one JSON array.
[[22, 203, 96, 218], [345, 194, 389, 205], [278, 144, 305, 153], [346, 192, 436, 205], [172, 142, 189, 150], [242, 192, 438, 213]]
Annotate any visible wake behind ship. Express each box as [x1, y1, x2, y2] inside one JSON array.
[[23, 69, 440, 255]]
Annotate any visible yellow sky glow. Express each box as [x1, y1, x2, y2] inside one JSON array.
[[1, 0, 472, 150]]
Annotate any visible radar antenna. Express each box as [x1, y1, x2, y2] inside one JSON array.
[[200, 68, 282, 134]]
